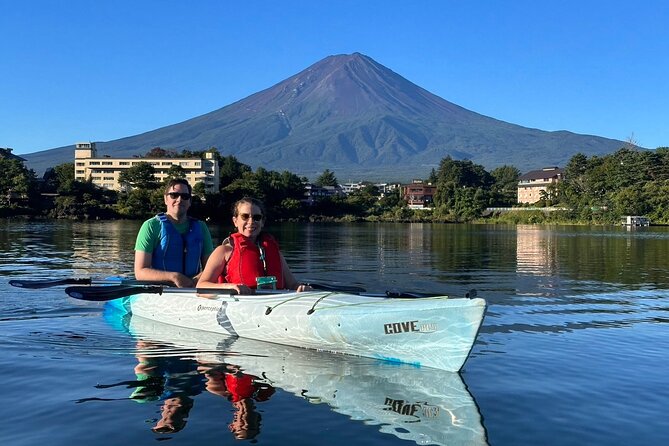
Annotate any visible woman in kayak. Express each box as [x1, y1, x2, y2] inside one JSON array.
[[197, 197, 312, 294]]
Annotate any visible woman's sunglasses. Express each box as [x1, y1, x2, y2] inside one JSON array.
[[237, 213, 263, 221], [166, 192, 191, 200]]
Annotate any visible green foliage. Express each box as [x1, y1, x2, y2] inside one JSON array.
[[315, 169, 338, 187], [557, 148, 669, 223], [192, 182, 207, 198], [433, 157, 493, 221], [144, 147, 178, 158], [0, 158, 38, 208], [115, 189, 163, 218], [222, 167, 307, 221], [165, 164, 187, 180], [490, 165, 520, 206], [49, 179, 118, 219], [41, 162, 75, 194], [215, 154, 252, 189], [118, 162, 158, 190]]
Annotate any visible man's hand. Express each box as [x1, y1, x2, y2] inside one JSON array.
[[171, 272, 194, 288]]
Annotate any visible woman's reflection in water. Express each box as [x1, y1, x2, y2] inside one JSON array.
[[199, 363, 275, 440], [128, 341, 274, 439]]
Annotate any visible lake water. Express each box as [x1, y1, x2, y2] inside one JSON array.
[[1, 219, 668, 445]]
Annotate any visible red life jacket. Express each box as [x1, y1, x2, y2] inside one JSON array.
[[219, 232, 285, 289], [224, 373, 275, 402]]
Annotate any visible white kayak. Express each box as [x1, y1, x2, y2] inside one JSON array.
[[106, 288, 486, 372], [118, 312, 488, 446]]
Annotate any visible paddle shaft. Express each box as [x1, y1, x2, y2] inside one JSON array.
[[9, 277, 173, 289], [64, 284, 462, 302]]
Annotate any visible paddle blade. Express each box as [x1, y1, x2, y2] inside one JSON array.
[[9, 277, 92, 289], [65, 285, 164, 301]]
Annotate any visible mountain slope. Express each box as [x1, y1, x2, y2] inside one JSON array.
[[23, 53, 628, 180]]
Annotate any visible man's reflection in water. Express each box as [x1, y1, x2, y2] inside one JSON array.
[[128, 340, 274, 439], [131, 340, 204, 434], [151, 396, 194, 434]]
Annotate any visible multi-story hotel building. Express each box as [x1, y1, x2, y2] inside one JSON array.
[[517, 167, 563, 204], [74, 142, 220, 193]]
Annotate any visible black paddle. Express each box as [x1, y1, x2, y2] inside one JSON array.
[[304, 282, 367, 294], [64, 285, 239, 301], [9, 277, 172, 289], [64, 283, 474, 302], [63, 284, 363, 302]]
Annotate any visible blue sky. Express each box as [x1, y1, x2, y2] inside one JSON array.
[[2, 0, 668, 155]]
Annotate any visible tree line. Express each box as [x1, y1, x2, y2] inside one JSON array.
[[1, 146, 668, 224]]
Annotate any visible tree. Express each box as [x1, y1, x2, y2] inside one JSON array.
[[0, 158, 37, 207], [118, 162, 158, 191], [490, 165, 520, 206], [49, 178, 118, 219], [345, 184, 379, 215], [145, 147, 177, 158], [115, 188, 161, 218], [165, 164, 187, 181], [219, 155, 252, 189], [192, 181, 207, 197], [433, 157, 493, 220], [315, 169, 338, 187]]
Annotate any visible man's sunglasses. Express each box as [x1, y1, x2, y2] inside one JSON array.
[[237, 213, 263, 221], [166, 192, 191, 200]]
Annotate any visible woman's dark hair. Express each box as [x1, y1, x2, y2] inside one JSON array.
[[232, 197, 266, 218]]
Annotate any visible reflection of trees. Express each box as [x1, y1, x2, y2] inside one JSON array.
[[554, 228, 669, 286], [278, 223, 669, 291]]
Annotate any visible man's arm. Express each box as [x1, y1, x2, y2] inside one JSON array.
[[134, 250, 194, 288]]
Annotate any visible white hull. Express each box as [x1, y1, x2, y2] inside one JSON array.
[[109, 290, 486, 371], [123, 313, 488, 446]]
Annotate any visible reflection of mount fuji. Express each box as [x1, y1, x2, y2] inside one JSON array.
[[121, 312, 488, 446]]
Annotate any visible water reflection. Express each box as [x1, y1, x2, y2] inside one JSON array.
[[96, 308, 487, 445]]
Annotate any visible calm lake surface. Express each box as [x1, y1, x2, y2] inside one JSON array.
[[1, 219, 668, 445]]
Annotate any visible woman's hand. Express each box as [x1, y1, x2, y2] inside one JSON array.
[[229, 283, 254, 295]]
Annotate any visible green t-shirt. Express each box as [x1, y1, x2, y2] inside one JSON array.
[[134, 216, 214, 258]]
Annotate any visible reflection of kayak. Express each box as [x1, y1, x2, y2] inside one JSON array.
[[123, 312, 488, 446], [107, 290, 486, 371]]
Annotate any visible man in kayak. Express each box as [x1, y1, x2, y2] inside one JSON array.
[[197, 197, 311, 294], [134, 178, 214, 288]]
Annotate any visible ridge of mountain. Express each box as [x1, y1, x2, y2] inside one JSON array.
[[23, 52, 629, 181]]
